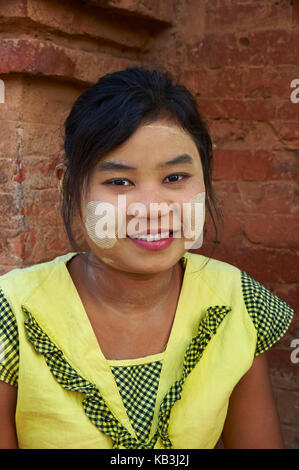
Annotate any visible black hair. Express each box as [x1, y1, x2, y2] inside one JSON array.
[[61, 65, 223, 267]]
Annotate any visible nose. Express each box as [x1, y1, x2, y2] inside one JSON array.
[[125, 189, 181, 233], [127, 186, 172, 218]]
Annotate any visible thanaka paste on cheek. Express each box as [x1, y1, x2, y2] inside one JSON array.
[[84, 191, 205, 250], [85, 201, 117, 249], [182, 191, 205, 249]]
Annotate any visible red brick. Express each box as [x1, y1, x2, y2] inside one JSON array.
[[213, 149, 297, 182], [206, 0, 292, 32], [12, 161, 26, 184], [293, 0, 299, 25], [18, 187, 67, 263], [208, 213, 244, 246], [0, 0, 27, 17], [22, 188, 60, 225], [21, 155, 61, 190], [189, 30, 299, 68], [267, 348, 299, 378], [26, 223, 70, 265], [214, 180, 297, 216], [0, 120, 23, 158], [274, 284, 299, 320], [0, 232, 21, 266], [244, 214, 299, 248], [243, 67, 298, 99], [0, 194, 20, 230], [0, 76, 24, 121], [0, 39, 73, 76], [238, 181, 298, 215], [179, 68, 244, 98], [7, 232, 29, 260], [234, 247, 299, 284], [21, 122, 64, 158], [0, 158, 18, 190], [271, 367, 299, 392], [271, 150, 299, 182], [246, 29, 299, 67], [0, 39, 136, 85], [275, 388, 299, 426], [87, 0, 173, 23], [213, 149, 252, 181], [0, 0, 170, 48], [209, 119, 282, 151], [276, 101, 299, 121], [197, 98, 276, 121], [272, 121, 299, 150], [201, 242, 299, 286], [24, 203, 40, 217], [25, 0, 155, 48], [187, 33, 237, 69], [20, 77, 82, 126], [280, 425, 299, 450]]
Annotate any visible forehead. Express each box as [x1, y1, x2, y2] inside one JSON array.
[[107, 121, 199, 159]]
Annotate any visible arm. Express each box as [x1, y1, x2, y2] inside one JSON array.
[[0, 381, 18, 449], [221, 351, 284, 449]]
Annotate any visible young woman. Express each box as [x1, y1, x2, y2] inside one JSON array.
[[0, 66, 294, 449]]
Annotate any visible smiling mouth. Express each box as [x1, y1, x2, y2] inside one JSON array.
[[127, 230, 174, 242]]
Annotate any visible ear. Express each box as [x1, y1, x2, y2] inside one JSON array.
[[55, 162, 67, 187]]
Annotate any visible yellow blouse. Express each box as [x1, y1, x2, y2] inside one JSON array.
[[0, 251, 294, 449]]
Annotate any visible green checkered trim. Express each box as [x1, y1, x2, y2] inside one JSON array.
[[157, 304, 232, 448], [0, 286, 162, 445], [0, 284, 234, 449], [0, 287, 162, 446], [23, 306, 160, 449], [0, 288, 19, 387], [22, 303, 232, 448], [240, 270, 294, 356], [111, 361, 162, 441]]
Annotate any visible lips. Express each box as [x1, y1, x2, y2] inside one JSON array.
[[127, 233, 175, 251], [127, 229, 174, 237]]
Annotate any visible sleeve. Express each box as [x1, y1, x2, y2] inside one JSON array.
[[0, 287, 19, 387], [240, 270, 295, 356]]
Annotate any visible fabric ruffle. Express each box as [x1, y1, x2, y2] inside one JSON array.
[[22, 303, 231, 449], [157, 305, 232, 448]]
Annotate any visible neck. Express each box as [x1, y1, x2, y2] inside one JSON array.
[[80, 251, 185, 316]]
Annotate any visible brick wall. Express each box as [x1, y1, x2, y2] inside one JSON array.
[[0, 0, 298, 448], [176, 0, 299, 448]]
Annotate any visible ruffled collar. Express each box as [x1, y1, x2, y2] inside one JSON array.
[[21, 251, 232, 448]]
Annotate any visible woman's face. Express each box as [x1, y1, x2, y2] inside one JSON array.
[[79, 119, 205, 273]]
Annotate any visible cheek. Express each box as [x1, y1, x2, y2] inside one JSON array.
[[190, 191, 205, 228], [84, 201, 118, 249], [182, 191, 205, 250]]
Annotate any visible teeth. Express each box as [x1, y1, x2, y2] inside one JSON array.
[[129, 232, 170, 241]]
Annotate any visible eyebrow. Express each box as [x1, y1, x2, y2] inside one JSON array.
[[96, 153, 194, 171]]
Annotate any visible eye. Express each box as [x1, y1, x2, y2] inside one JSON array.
[[103, 178, 133, 186], [164, 173, 190, 183]]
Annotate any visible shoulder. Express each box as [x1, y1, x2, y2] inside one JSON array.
[[239, 269, 294, 356], [0, 252, 77, 387], [185, 252, 294, 355], [186, 252, 240, 275], [185, 251, 243, 301], [0, 252, 76, 303]]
